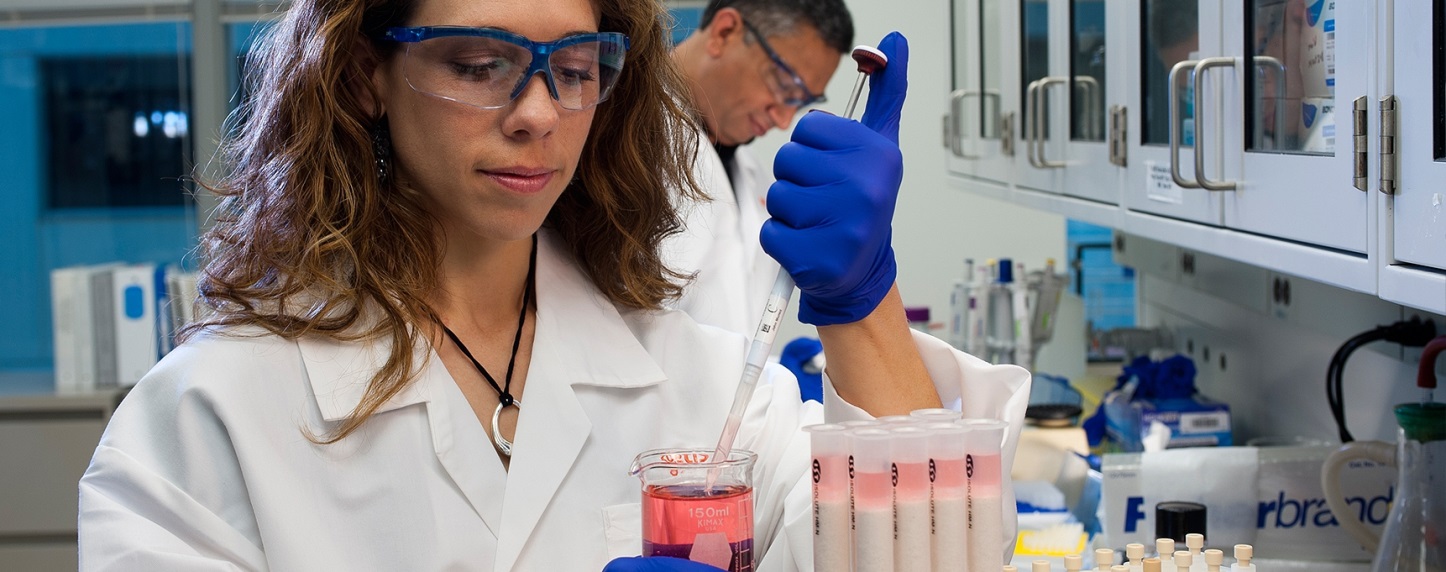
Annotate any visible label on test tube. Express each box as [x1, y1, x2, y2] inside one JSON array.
[[924, 422, 968, 572], [805, 425, 850, 572], [851, 429, 894, 572], [960, 419, 1007, 572], [891, 426, 931, 572]]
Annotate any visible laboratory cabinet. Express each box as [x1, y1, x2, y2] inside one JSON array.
[[944, 0, 1446, 313]]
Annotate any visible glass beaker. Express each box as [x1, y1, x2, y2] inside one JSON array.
[[629, 448, 757, 572], [1322, 402, 1445, 570]]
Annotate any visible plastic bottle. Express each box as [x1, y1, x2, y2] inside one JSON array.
[[1203, 549, 1223, 572], [1013, 261, 1033, 368], [985, 258, 1017, 364], [949, 259, 975, 350], [1185, 534, 1206, 572], [1126, 543, 1146, 572]]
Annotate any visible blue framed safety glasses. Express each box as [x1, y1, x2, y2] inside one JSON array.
[[382, 26, 630, 111], [740, 19, 824, 108]]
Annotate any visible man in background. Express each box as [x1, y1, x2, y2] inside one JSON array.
[[666, 0, 854, 336]]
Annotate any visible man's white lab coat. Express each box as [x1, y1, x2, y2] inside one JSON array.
[[662, 133, 778, 336], [79, 230, 1030, 571]]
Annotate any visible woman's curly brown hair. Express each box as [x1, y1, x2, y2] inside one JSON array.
[[186, 0, 701, 441]]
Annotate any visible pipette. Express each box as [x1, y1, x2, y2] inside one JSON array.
[[709, 44, 889, 469]]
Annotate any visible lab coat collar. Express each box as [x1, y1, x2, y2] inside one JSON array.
[[298, 328, 432, 423]]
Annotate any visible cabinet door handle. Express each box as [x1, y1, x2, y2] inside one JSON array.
[[1025, 79, 1043, 168], [1253, 56, 1288, 151], [1074, 75, 1102, 140], [948, 89, 986, 159], [1034, 76, 1069, 169], [1168, 59, 1202, 188], [1193, 57, 1238, 191]]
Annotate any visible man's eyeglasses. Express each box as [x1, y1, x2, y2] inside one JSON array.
[[381, 26, 630, 111], [740, 19, 825, 108]]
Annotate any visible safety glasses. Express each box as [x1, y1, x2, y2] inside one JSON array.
[[381, 26, 630, 111], [740, 19, 824, 108]]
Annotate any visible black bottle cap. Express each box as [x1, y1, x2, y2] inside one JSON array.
[[1155, 501, 1207, 542]]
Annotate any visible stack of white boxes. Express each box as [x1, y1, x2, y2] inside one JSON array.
[[50, 263, 199, 393]]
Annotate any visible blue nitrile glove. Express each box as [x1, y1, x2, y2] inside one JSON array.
[[602, 557, 725, 571], [761, 32, 909, 326], [779, 336, 825, 402]]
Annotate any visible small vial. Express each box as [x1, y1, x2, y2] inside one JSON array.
[[876, 414, 918, 425], [803, 424, 850, 572], [960, 419, 1008, 572], [1203, 549, 1223, 572], [1095, 548, 1115, 572], [1035, 560, 1053, 572], [1126, 543, 1146, 572], [849, 429, 893, 572], [1143, 558, 1162, 572], [889, 426, 931, 572], [1064, 555, 1084, 572], [1230, 545, 1254, 572], [1151, 537, 1174, 560], [1185, 534, 1206, 572], [924, 422, 969, 572], [1174, 551, 1192, 571]]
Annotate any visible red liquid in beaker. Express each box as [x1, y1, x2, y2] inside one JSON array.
[[641, 484, 754, 572]]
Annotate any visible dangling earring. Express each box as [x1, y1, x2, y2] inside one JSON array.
[[372, 117, 392, 185]]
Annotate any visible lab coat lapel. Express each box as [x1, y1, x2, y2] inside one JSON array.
[[298, 318, 509, 541], [493, 230, 667, 571]]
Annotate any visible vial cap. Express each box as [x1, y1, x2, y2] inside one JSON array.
[[1155, 501, 1207, 542], [998, 259, 1014, 283], [1112, 567, 1129, 572], [1096, 548, 1115, 567], [1143, 558, 1162, 572], [1034, 560, 1051, 572], [1233, 544, 1253, 564], [1004, 566, 1019, 572], [1155, 539, 1175, 557], [1204, 549, 1224, 566], [1186, 532, 1204, 551], [1174, 551, 1192, 566], [1065, 555, 1084, 571], [1127, 543, 1145, 560]]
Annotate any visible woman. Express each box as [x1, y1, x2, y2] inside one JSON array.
[[78, 0, 1029, 569]]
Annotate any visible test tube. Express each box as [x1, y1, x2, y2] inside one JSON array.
[[960, 418, 1007, 572], [911, 408, 962, 422], [877, 414, 920, 425], [804, 424, 851, 572], [923, 422, 968, 572], [890, 426, 931, 572], [851, 428, 894, 572]]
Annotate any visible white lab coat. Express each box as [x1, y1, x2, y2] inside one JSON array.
[[79, 229, 1030, 571], [662, 132, 778, 336]]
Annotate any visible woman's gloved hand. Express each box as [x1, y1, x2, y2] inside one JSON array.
[[761, 31, 909, 326], [602, 556, 726, 571]]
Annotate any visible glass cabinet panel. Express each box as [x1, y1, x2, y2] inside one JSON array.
[[1140, 0, 1199, 147], [1070, 0, 1107, 141], [1436, 0, 1444, 161], [1245, 0, 1334, 155], [981, 0, 1003, 139], [1020, 0, 1050, 142]]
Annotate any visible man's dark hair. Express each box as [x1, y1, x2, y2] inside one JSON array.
[[700, 0, 854, 54]]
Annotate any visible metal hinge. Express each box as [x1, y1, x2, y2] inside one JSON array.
[[1108, 105, 1128, 167], [1352, 97, 1367, 191], [1001, 112, 1015, 157], [1380, 95, 1398, 195]]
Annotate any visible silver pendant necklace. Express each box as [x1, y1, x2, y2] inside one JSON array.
[[440, 236, 535, 457]]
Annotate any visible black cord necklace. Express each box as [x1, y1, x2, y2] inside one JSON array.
[[439, 236, 537, 457]]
